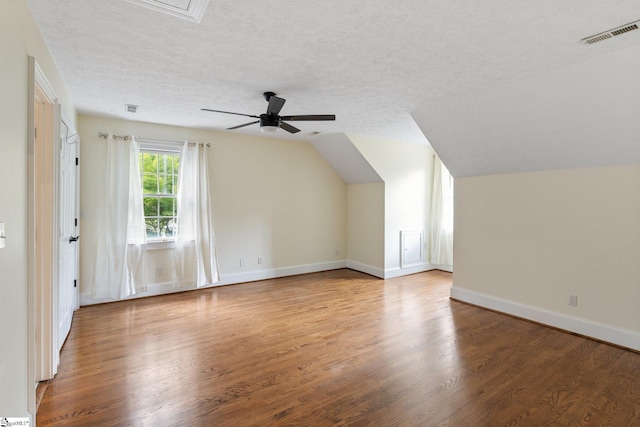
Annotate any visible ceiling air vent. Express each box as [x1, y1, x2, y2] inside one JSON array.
[[582, 20, 639, 45], [611, 23, 638, 36]]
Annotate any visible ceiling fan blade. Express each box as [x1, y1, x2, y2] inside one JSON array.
[[201, 108, 260, 119], [267, 95, 286, 115], [227, 120, 260, 130], [279, 122, 301, 134], [279, 114, 336, 122]]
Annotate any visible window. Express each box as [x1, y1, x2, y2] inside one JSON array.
[[140, 149, 180, 240]]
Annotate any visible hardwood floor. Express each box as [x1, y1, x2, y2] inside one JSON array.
[[37, 270, 640, 426]]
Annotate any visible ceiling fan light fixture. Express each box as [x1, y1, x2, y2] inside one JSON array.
[[260, 114, 280, 133]]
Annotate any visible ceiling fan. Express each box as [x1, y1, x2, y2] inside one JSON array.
[[201, 91, 336, 134]]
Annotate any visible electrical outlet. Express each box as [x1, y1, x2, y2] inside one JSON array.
[[335, 249, 340, 256], [240, 258, 245, 267], [258, 256, 263, 265], [156, 267, 164, 276], [569, 294, 578, 307], [0, 223, 5, 249]]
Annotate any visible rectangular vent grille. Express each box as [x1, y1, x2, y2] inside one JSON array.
[[584, 33, 612, 44], [582, 20, 639, 45], [611, 23, 638, 36]]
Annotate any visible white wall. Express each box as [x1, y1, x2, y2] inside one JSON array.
[[0, 1, 76, 419], [348, 135, 436, 277], [347, 183, 385, 276], [78, 115, 347, 301], [452, 165, 640, 350]]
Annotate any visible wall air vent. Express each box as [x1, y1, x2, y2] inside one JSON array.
[[582, 20, 639, 45], [122, 0, 210, 23], [126, 104, 139, 113]]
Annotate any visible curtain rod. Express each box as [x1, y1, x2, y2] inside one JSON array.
[[98, 131, 129, 140], [97, 132, 210, 147]]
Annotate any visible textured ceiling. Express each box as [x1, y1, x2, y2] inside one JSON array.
[[26, 1, 640, 157], [413, 43, 640, 177]]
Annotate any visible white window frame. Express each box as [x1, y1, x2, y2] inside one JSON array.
[[139, 141, 182, 250]]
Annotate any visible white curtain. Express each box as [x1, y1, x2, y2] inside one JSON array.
[[430, 155, 454, 266], [91, 135, 147, 299], [174, 142, 219, 288]]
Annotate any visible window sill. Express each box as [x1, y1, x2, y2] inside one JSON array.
[[147, 240, 175, 251]]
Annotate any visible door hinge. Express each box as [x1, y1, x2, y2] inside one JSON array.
[[75, 157, 79, 166], [74, 279, 77, 288], [75, 218, 78, 227]]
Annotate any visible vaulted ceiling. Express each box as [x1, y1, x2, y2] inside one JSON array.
[[27, 0, 640, 177]]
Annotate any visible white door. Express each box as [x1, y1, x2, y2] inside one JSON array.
[[57, 121, 79, 351]]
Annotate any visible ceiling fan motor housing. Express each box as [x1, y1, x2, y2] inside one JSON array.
[[260, 114, 280, 128]]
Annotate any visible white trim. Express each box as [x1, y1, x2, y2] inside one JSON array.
[[34, 61, 57, 101], [450, 287, 640, 352], [346, 260, 385, 278], [146, 240, 176, 250], [27, 56, 61, 419], [384, 262, 434, 279], [431, 264, 453, 273], [122, 0, 210, 23], [138, 139, 182, 152], [81, 260, 348, 305], [81, 280, 192, 305], [216, 261, 347, 286]]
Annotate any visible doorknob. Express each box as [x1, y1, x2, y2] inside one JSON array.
[[69, 236, 79, 243]]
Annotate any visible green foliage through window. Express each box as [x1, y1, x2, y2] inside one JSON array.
[[140, 150, 180, 240]]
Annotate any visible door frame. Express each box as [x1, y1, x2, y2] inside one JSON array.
[[27, 56, 60, 416]]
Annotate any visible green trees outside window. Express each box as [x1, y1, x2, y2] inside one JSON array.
[[140, 151, 180, 240]]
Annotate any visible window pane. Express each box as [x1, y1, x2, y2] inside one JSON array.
[[145, 218, 159, 239], [144, 197, 159, 217], [166, 175, 175, 194], [158, 217, 175, 238], [158, 154, 167, 174], [159, 197, 174, 216], [166, 218, 177, 237], [158, 174, 168, 194], [141, 153, 158, 173], [172, 155, 180, 174], [143, 174, 158, 194]]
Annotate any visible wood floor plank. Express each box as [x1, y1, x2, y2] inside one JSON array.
[[37, 269, 640, 426]]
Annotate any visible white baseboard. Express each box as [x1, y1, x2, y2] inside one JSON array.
[[384, 262, 435, 279], [81, 260, 449, 306], [216, 260, 348, 286], [431, 264, 453, 273], [80, 260, 348, 306], [346, 260, 385, 278], [450, 287, 640, 352], [80, 280, 200, 305]]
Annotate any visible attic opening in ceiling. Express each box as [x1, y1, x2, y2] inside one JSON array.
[[123, 0, 210, 23]]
